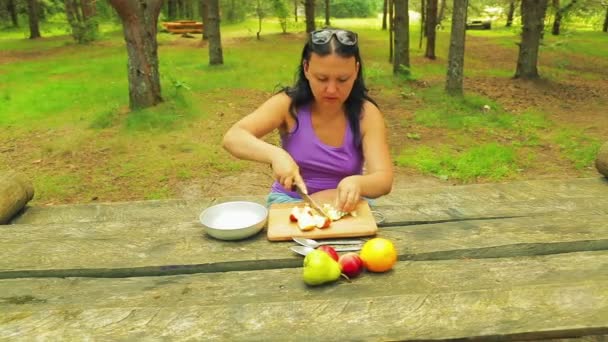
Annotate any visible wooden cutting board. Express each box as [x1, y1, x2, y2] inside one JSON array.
[[266, 201, 378, 241]]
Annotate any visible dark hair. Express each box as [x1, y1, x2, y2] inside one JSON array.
[[280, 29, 377, 145]]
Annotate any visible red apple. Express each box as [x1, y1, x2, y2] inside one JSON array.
[[317, 245, 339, 261], [339, 253, 364, 278]]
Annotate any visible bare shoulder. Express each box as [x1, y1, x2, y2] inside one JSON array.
[[262, 92, 292, 112], [360, 100, 385, 130]]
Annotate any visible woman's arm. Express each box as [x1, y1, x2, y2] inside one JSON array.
[[222, 92, 307, 192], [335, 101, 394, 211]]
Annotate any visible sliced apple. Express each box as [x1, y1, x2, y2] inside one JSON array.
[[296, 211, 317, 231]]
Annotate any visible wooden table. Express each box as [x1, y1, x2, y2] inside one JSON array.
[[1, 177, 607, 340]]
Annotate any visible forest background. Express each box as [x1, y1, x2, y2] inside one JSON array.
[[0, 0, 607, 205]]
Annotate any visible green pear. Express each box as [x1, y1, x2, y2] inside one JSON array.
[[302, 250, 342, 286]]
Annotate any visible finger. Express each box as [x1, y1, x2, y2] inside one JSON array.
[[280, 175, 290, 191], [335, 189, 348, 212], [293, 173, 307, 194], [284, 177, 294, 192], [344, 191, 359, 212]]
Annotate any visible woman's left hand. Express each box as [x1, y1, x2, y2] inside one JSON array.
[[335, 176, 362, 213]]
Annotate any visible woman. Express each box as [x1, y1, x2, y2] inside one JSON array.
[[222, 28, 393, 212]]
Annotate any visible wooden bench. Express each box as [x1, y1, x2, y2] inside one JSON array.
[[1, 177, 607, 339], [162, 20, 203, 34]]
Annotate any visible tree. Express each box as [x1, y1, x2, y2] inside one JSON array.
[[305, 0, 315, 32], [109, 0, 163, 110], [551, 0, 578, 35], [393, 0, 410, 75], [272, 0, 289, 33], [445, 0, 468, 96], [65, 0, 99, 43], [382, 0, 388, 29], [419, 0, 424, 49], [425, 0, 438, 59], [604, 4, 608, 32], [388, 0, 393, 62], [324, 0, 330, 26], [294, 0, 298, 22], [437, 0, 447, 28], [7, 0, 18, 27], [207, 0, 223, 65], [200, 0, 209, 40], [506, 0, 516, 26], [168, 0, 178, 20], [26, 0, 41, 39], [256, 0, 264, 40], [515, 0, 549, 79]]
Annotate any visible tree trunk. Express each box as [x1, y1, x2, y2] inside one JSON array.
[[515, 0, 548, 79], [445, 0, 467, 96], [552, 0, 577, 35], [201, 0, 209, 40], [185, 0, 194, 18], [7, 0, 18, 27], [305, 0, 315, 33], [425, 0, 438, 59], [177, 0, 185, 18], [0, 171, 34, 225], [256, 0, 262, 40], [552, 10, 562, 35], [65, 0, 98, 43], [419, 0, 425, 49], [207, 0, 223, 65], [109, 0, 163, 110], [393, 0, 410, 75], [168, 0, 178, 20], [437, 0, 447, 28], [27, 0, 41, 39], [325, 0, 330, 26], [604, 6, 608, 32], [382, 0, 388, 30], [294, 0, 298, 22], [506, 0, 516, 27], [388, 0, 393, 63], [81, 0, 96, 17]]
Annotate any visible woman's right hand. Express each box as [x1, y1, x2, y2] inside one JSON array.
[[271, 151, 307, 193]]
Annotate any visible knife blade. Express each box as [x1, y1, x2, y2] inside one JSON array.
[[294, 184, 330, 219]]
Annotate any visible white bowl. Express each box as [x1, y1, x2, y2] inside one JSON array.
[[199, 201, 268, 240]]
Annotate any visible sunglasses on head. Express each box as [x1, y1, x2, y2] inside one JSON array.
[[310, 29, 358, 46]]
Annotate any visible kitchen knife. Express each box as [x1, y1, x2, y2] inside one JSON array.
[[294, 184, 330, 219]]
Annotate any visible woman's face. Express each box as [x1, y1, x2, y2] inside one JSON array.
[[303, 52, 359, 109]]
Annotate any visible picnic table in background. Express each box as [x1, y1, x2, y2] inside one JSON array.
[[1, 177, 607, 340], [162, 20, 203, 34]]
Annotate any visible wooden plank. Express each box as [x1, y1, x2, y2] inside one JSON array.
[[1, 251, 607, 340], [267, 201, 377, 241], [1, 212, 607, 278], [168, 28, 203, 34], [377, 197, 608, 225], [10, 196, 265, 225], [10, 178, 607, 226], [385, 177, 608, 205]]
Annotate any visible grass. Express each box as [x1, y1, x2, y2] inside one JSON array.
[[553, 128, 602, 169], [411, 86, 515, 130], [395, 143, 518, 182], [1, 16, 606, 204]]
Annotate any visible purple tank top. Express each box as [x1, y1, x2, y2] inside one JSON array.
[[270, 105, 363, 197]]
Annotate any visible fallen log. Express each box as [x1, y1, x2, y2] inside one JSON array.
[[597, 141, 608, 177], [0, 171, 34, 224]]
